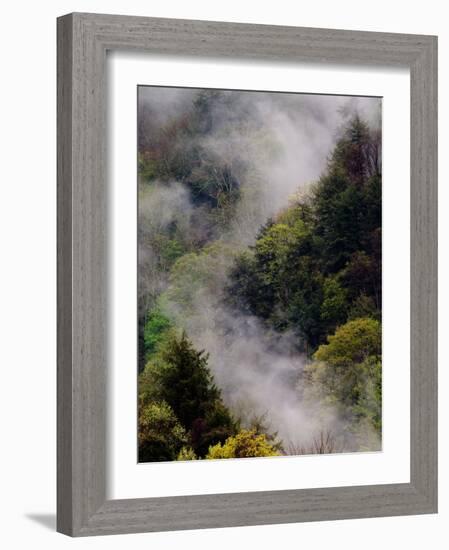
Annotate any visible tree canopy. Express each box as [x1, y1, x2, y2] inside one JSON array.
[[139, 331, 237, 458], [137, 89, 383, 460], [227, 116, 381, 350], [206, 429, 280, 459]]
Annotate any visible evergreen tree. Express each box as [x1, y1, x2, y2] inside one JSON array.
[[139, 332, 236, 457]]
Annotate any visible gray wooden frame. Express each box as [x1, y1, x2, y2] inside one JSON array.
[[57, 12, 438, 537]]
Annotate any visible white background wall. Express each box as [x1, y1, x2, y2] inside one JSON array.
[[0, 1, 445, 548]]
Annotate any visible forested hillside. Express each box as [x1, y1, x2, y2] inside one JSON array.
[[137, 88, 382, 461]]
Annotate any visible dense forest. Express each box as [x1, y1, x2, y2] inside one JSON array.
[[137, 88, 382, 461]]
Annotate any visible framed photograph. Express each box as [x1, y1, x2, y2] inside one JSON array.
[[57, 12, 437, 536]]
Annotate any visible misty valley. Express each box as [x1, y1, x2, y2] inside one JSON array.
[[137, 87, 382, 462]]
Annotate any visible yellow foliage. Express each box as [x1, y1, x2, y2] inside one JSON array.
[[206, 429, 280, 459], [177, 446, 197, 461]]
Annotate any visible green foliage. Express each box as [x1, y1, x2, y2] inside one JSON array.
[[177, 446, 197, 461], [138, 401, 187, 462], [141, 331, 218, 427], [138, 152, 159, 181], [225, 251, 262, 316], [227, 115, 382, 351], [139, 332, 236, 458], [313, 317, 381, 368], [352, 357, 382, 433], [143, 308, 172, 359], [320, 276, 348, 325], [227, 212, 316, 334], [165, 242, 239, 315], [308, 318, 382, 434], [347, 294, 379, 321], [313, 175, 365, 272], [341, 250, 381, 311], [137, 105, 383, 459], [206, 429, 280, 459], [330, 115, 381, 185], [159, 237, 186, 266]]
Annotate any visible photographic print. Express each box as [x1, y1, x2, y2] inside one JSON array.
[[137, 86, 382, 463]]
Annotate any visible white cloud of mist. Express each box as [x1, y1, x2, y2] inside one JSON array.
[[138, 87, 381, 453], [164, 256, 364, 452], [138, 182, 189, 298]]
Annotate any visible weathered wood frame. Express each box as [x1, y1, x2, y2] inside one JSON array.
[[57, 12, 438, 536]]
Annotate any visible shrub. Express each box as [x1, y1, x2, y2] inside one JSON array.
[[206, 429, 280, 459]]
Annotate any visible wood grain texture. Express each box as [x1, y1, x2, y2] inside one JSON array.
[[57, 12, 438, 536], [57, 13, 74, 536], [409, 36, 438, 508]]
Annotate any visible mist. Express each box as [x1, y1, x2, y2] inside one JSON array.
[[138, 86, 382, 452]]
